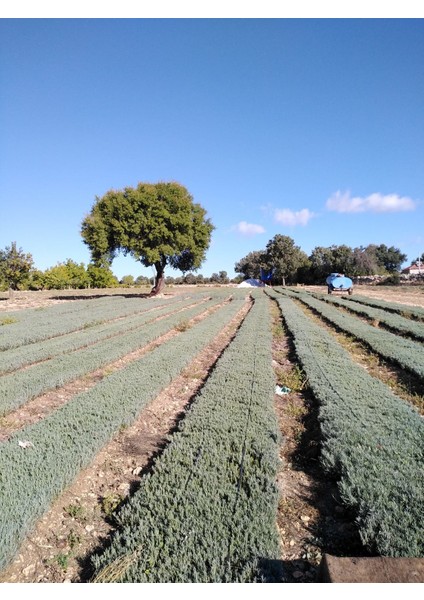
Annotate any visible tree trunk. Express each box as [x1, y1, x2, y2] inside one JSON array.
[[150, 261, 166, 296]]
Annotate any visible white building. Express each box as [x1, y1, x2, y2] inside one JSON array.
[[402, 263, 423, 275]]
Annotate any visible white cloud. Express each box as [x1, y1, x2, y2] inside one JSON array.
[[233, 221, 266, 236], [274, 208, 315, 226], [326, 191, 417, 213]]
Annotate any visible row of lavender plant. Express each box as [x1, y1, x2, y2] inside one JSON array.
[[1, 294, 127, 324], [0, 292, 209, 351], [90, 290, 281, 583], [0, 294, 209, 375], [267, 289, 424, 558], [0, 294, 232, 417], [0, 293, 248, 572], [310, 291, 424, 342], [284, 289, 424, 383], [344, 294, 424, 321]]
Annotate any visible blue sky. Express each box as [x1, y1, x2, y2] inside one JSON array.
[[0, 18, 423, 281]]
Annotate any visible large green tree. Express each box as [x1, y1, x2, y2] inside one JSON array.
[[0, 242, 34, 294], [374, 244, 407, 273], [81, 182, 214, 295], [307, 244, 354, 282], [235, 237, 309, 285], [265, 235, 309, 286]]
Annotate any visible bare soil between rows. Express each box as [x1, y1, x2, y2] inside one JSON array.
[[0, 285, 423, 583]]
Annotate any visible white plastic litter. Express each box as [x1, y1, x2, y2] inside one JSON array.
[[275, 385, 291, 396], [18, 440, 34, 449]]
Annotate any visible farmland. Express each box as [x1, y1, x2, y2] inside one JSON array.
[[0, 285, 423, 582]]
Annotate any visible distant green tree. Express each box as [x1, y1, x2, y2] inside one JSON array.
[[231, 274, 245, 284], [0, 242, 34, 293], [81, 182, 214, 295], [135, 275, 151, 287], [374, 244, 407, 273], [44, 259, 90, 290], [64, 259, 90, 288], [329, 244, 354, 275], [183, 272, 197, 285], [350, 245, 379, 276], [87, 262, 119, 288], [120, 275, 135, 287], [307, 244, 353, 283], [43, 263, 71, 290], [218, 271, 229, 284], [235, 237, 309, 285], [308, 246, 337, 282], [265, 235, 309, 286], [234, 250, 267, 280], [28, 269, 46, 290]]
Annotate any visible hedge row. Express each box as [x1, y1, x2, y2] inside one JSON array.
[[267, 289, 424, 557], [91, 290, 281, 583], [0, 293, 247, 571], [0, 295, 232, 417], [291, 291, 424, 383], [0, 295, 209, 375]]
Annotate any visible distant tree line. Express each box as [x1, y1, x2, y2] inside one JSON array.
[[0, 242, 237, 292], [0, 245, 121, 292], [234, 235, 411, 286], [0, 238, 419, 292]]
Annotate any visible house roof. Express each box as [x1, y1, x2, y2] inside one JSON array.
[[402, 263, 422, 272]]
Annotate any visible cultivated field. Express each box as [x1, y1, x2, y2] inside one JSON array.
[[0, 285, 423, 582]]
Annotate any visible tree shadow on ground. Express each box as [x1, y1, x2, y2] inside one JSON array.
[[50, 293, 155, 301]]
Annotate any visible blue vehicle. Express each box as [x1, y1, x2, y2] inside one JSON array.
[[326, 273, 353, 295]]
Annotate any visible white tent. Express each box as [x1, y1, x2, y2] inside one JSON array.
[[237, 278, 264, 288]]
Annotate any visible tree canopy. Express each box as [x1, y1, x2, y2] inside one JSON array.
[[235, 239, 408, 285], [43, 259, 90, 290], [234, 250, 267, 281], [235, 236, 309, 285], [0, 242, 34, 293], [81, 182, 214, 294], [264, 235, 310, 286], [374, 244, 407, 273]]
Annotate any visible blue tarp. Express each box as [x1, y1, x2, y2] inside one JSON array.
[[260, 268, 274, 282]]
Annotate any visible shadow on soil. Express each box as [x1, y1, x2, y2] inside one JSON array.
[[50, 293, 154, 301]]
